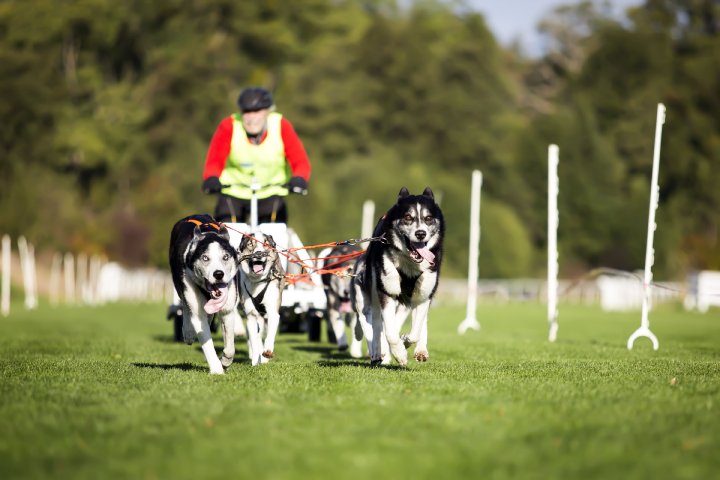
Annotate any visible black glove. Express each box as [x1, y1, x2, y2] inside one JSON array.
[[202, 176, 223, 194], [287, 176, 308, 195]]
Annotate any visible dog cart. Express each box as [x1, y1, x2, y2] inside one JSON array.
[[167, 178, 328, 342]]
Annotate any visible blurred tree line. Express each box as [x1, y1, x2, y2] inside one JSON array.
[[0, 0, 718, 278]]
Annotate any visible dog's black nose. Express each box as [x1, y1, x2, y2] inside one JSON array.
[[415, 230, 427, 240], [213, 270, 224, 280]]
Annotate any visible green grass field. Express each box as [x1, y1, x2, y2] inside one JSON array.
[[0, 300, 718, 480]]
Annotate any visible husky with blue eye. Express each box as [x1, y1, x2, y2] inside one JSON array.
[[169, 214, 241, 374], [352, 187, 445, 366]]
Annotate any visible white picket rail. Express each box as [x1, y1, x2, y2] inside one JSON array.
[[0, 234, 173, 314]]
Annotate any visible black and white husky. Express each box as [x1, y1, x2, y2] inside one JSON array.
[[353, 187, 444, 366], [319, 244, 364, 357], [169, 214, 241, 374], [237, 233, 286, 365]]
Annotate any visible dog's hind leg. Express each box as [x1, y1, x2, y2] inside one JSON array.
[[349, 314, 363, 358], [233, 313, 247, 338], [380, 331, 391, 365], [352, 278, 374, 360], [181, 305, 196, 344], [329, 309, 348, 351]]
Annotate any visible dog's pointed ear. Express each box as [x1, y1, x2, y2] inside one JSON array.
[[264, 234, 276, 248], [239, 235, 250, 252], [217, 224, 230, 241], [398, 187, 410, 200], [422, 187, 434, 200], [187, 225, 203, 254]]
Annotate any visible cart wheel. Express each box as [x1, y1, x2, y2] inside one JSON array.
[[307, 309, 323, 342], [280, 308, 305, 333], [173, 315, 183, 343]]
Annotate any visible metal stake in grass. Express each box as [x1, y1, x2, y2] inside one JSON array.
[[547, 145, 559, 342], [627, 103, 665, 351], [458, 170, 482, 335]]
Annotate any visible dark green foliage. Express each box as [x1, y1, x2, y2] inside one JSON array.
[[0, 0, 718, 276]]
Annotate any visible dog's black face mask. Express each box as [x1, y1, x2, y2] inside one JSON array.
[[387, 187, 444, 265], [239, 234, 278, 276]]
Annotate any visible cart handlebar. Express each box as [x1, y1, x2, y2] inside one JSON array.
[[220, 181, 307, 196]]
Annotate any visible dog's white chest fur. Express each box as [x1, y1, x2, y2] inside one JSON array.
[[381, 253, 436, 305]]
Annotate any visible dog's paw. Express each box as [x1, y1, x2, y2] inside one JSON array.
[[209, 365, 224, 375], [370, 356, 383, 367], [414, 350, 429, 362], [262, 350, 274, 359], [221, 353, 234, 369], [390, 344, 408, 366], [349, 343, 363, 359], [401, 334, 414, 348]]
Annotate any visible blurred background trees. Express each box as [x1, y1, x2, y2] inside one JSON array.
[[1, 0, 718, 278]]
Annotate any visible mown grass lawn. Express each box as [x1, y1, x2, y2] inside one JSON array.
[[0, 300, 718, 480]]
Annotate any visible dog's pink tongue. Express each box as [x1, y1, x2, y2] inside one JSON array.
[[340, 301, 352, 314], [204, 285, 229, 314], [414, 245, 435, 264], [253, 263, 264, 274]]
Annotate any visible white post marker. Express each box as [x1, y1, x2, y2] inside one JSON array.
[[64, 252, 76, 304], [28, 241, 38, 309], [1, 235, 10, 316], [17, 236, 38, 310], [458, 170, 482, 334], [548, 145, 559, 342], [361, 200, 375, 239], [49, 253, 62, 306], [627, 103, 666, 351]]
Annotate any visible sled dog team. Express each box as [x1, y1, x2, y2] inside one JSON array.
[[170, 187, 445, 374]]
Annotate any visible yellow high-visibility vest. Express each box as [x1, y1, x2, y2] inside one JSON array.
[[219, 112, 290, 199]]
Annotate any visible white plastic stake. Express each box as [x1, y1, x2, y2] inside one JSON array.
[[627, 103, 665, 350], [64, 252, 75, 304], [361, 200, 375, 239], [1, 235, 10, 316], [548, 145, 559, 342], [88, 255, 102, 305], [459, 170, 482, 334], [17, 236, 37, 310], [49, 253, 62, 306]]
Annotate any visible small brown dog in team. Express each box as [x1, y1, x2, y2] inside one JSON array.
[[237, 233, 286, 365]]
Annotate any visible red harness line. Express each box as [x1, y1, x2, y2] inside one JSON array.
[[220, 223, 367, 284]]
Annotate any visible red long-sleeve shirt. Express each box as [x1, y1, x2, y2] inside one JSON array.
[[202, 115, 311, 181]]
